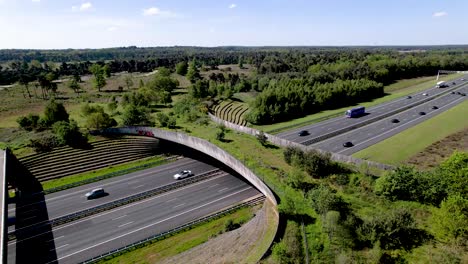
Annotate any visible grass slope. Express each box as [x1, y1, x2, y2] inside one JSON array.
[[353, 99, 468, 165]]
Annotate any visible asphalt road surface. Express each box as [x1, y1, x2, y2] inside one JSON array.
[[313, 84, 468, 155], [8, 157, 217, 231], [7, 173, 261, 264], [278, 77, 468, 143]]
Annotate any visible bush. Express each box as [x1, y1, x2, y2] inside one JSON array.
[[52, 120, 88, 147], [43, 99, 69, 126], [121, 104, 151, 126], [431, 194, 468, 242], [29, 135, 61, 152], [17, 114, 40, 131]]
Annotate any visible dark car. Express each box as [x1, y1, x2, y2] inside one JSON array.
[[461, 93, 466, 96], [452, 82, 456, 85], [407, 95, 412, 99], [457, 91, 462, 95], [451, 91, 456, 94], [419, 112, 426, 115], [85, 188, 106, 199], [432, 106, 438, 110], [391, 118, 399, 123], [298, 130, 309, 136], [343, 141, 353, 148]]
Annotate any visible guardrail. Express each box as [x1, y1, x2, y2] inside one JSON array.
[[81, 195, 266, 264], [300, 83, 468, 146], [8, 169, 224, 241], [42, 155, 181, 195]]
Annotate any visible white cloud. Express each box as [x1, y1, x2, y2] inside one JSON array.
[[229, 4, 237, 9], [432, 11, 448, 17], [107, 26, 117, 32], [142, 7, 177, 17], [80, 2, 92, 11]]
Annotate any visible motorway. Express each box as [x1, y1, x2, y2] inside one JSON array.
[[8, 173, 260, 264], [313, 84, 468, 155], [278, 77, 467, 144], [8, 157, 217, 226]]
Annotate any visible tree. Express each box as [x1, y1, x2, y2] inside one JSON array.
[[124, 75, 134, 90], [86, 111, 117, 130], [431, 194, 468, 242], [215, 125, 227, 141], [121, 104, 151, 126], [43, 99, 69, 126], [89, 64, 107, 92], [186, 59, 200, 83], [68, 79, 81, 94], [52, 120, 88, 147], [175, 61, 188, 75], [17, 114, 40, 131]]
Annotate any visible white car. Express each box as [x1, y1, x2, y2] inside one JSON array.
[[422, 93, 428, 96], [173, 170, 194, 180]]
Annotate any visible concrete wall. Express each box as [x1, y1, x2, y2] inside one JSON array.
[[0, 149, 6, 264], [209, 113, 395, 171], [100, 127, 277, 206]]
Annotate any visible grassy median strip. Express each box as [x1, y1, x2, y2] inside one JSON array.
[[256, 73, 463, 134], [98, 205, 257, 264], [41, 155, 174, 192], [353, 99, 468, 165]]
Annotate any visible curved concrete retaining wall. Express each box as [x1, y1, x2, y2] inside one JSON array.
[[209, 113, 395, 171], [99, 127, 277, 206], [0, 149, 6, 263]]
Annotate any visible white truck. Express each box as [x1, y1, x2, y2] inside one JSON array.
[[436, 81, 448, 88]]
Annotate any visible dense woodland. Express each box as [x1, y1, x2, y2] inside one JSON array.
[[2, 46, 468, 124]]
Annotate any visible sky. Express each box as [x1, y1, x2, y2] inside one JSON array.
[[0, 0, 466, 49]]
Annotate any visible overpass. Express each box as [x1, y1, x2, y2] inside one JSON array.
[[1, 149, 6, 264]]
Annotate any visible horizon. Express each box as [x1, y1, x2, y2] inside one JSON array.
[[0, 0, 467, 49]]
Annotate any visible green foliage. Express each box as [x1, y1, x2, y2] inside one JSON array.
[[175, 61, 188, 75], [146, 70, 178, 93], [189, 80, 209, 99], [124, 75, 134, 90], [255, 131, 268, 146], [86, 111, 117, 130], [29, 135, 61, 152], [89, 64, 107, 91], [121, 104, 151, 126], [437, 151, 468, 197], [68, 78, 81, 94], [308, 185, 346, 216], [155, 112, 176, 128], [272, 221, 304, 264], [431, 194, 468, 242], [284, 147, 343, 178], [17, 114, 40, 131], [223, 219, 240, 232], [52, 120, 88, 147], [215, 125, 227, 141], [246, 78, 383, 125], [43, 99, 69, 126], [186, 59, 201, 83]]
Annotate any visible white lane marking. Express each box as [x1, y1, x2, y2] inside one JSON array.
[[218, 188, 229, 193], [127, 180, 140, 185], [47, 235, 64, 243], [165, 198, 177, 203], [8, 173, 229, 246], [337, 96, 466, 154], [112, 215, 127, 221], [49, 186, 253, 263], [133, 184, 145, 189], [13, 168, 224, 233], [208, 184, 219, 188], [173, 203, 185, 209], [52, 244, 69, 251], [118, 222, 134, 228]]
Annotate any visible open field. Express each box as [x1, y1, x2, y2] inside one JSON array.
[[253, 73, 464, 133], [406, 127, 468, 170], [200, 64, 254, 79], [98, 205, 257, 264], [353, 99, 468, 165]]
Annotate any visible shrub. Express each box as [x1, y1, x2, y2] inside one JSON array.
[[52, 120, 88, 147], [29, 135, 61, 152], [43, 99, 69, 126], [17, 114, 40, 131]]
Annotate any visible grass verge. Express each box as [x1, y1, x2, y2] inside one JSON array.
[[254, 73, 464, 134], [353, 99, 468, 165], [98, 205, 257, 264], [41, 155, 173, 192]]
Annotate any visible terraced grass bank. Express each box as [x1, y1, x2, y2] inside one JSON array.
[[211, 100, 248, 126], [19, 136, 161, 182], [353, 99, 468, 165]]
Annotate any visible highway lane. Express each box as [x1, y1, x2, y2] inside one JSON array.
[[278, 76, 468, 143], [7, 173, 261, 264], [8, 157, 218, 232], [312, 85, 468, 155]]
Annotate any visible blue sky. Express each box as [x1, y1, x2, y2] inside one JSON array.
[[0, 0, 466, 49]]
